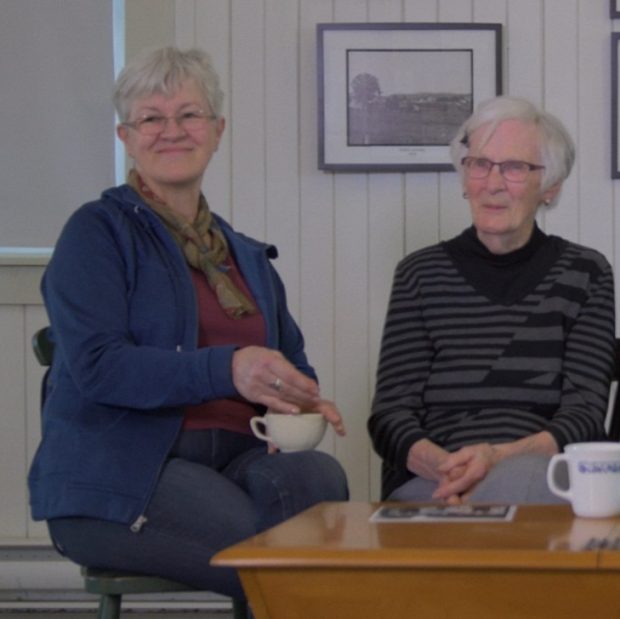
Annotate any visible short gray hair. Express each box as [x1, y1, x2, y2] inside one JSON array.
[[450, 96, 575, 192], [113, 46, 224, 122]]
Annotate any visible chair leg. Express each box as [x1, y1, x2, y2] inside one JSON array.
[[233, 598, 249, 619], [98, 593, 122, 619]]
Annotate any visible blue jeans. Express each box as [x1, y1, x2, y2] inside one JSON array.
[[48, 429, 349, 600]]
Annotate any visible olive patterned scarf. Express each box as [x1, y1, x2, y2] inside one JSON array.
[[128, 169, 257, 319]]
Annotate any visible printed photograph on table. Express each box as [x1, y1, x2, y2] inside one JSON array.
[[370, 504, 517, 523], [317, 22, 502, 172]]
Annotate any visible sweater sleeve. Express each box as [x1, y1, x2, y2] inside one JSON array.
[[545, 253, 616, 447], [368, 255, 433, 472]]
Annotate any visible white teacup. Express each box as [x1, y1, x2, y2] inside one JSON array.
[[547, 442, 620, 518], [250, 411, 327, 452]]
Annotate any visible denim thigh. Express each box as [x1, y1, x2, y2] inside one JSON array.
[[48, 455, 256, 599], [224, 446, 349, 531], [47, 429, 348, 598]]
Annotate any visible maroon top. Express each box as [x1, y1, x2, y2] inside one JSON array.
[[183, 259, 266, 434]]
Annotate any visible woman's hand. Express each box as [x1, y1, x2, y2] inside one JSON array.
[[408, 432, 559, 504], [313, 399, 346, 436], [432, 443, 500, 501], [232, 346, 320, 414], [264, 399, 346, 454]]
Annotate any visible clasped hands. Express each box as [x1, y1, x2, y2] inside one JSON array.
[[231, 346, 346, 436], [431, 443, 500, 505]]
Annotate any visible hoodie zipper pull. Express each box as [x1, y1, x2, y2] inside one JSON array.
[[130, 515, 148, 533]]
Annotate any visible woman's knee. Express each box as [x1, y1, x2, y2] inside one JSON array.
[[268, 451, 348, 501], [148, 457, 259, 543], [388, 476, 437, 502], [231, 450, 347, 530], [470, 453, 561, 504]]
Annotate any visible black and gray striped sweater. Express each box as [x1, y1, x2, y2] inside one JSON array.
[[369, 226, 616, 498]]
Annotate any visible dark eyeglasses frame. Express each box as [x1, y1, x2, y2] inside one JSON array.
[[461, 156, 545, 182]]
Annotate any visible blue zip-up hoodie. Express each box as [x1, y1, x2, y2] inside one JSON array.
[[28, 185, 316, 527]]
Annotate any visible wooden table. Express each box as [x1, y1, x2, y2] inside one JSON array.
[[212, 501, 620, 619]]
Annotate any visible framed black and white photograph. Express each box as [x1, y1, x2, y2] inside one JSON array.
[[317, 22, 502, 172], [612, 33, 620, 177], [611, 0, 620, 19]]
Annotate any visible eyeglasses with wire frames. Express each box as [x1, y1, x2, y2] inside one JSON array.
[[461, 156, 545, 183], [122, 109, 217, 136]]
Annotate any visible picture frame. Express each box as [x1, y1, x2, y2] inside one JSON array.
[[611, 0, 620, 19], [317, 22, 502, 173], [612, 33, 620, 178]]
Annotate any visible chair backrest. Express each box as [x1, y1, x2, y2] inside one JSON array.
[[32, 326, 54, 367], [32, 326, 54, 413], [607, 339, 620, 441]]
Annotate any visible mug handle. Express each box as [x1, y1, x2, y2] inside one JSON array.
[[546, 453, 572, 501], [250, 416, 270, 443]]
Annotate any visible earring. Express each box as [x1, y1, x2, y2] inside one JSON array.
[[462, 191, 469, 199]]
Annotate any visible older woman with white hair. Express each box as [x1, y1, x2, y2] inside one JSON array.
[[369, 96, 615, 504], [28, 46, 348, 603]]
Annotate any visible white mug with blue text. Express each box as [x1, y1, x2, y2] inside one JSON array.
[[547, 442, 620, 518]]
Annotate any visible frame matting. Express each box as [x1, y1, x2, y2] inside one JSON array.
[[317, 22, 503, 172]]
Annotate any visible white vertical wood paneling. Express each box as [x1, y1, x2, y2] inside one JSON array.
[[404, 0, 437, 22], [366, 0, 405, 500], [437, 1, 475, 240], [439, 0, 472, 22], [331, 0, 371, 501], [174, 0, 197, 46], [542, 0, 579, 240], [333, 170, 370, 500], [507, 0, 544, 103], [577, 0, 614, 259], [404, 174, 440, 254], [0, 306, 27, 538], [403, 1, 441, 257], [230, 0, 266, 238], [264, 0, 302, 315], [367, 177, 405, 499], [473, 0, 506, 24], [298, 0, 337, 456]]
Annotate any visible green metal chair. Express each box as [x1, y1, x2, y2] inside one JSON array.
[[32, 327, 248, 619]]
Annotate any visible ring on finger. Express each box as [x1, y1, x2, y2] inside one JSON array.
[[270, 377, 283, 392]]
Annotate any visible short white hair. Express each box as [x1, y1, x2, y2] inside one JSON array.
[[113, 46, 224, 122], [450, 96, 575, 192]]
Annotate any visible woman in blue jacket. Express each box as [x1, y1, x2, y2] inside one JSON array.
[[28, 46, 348, 601]]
